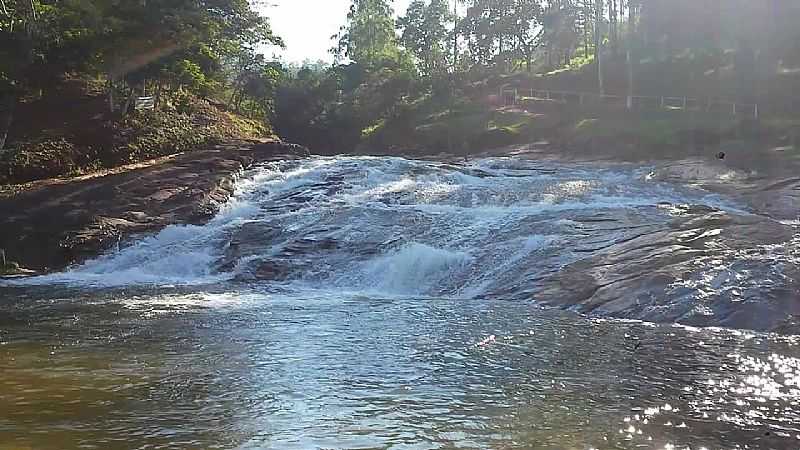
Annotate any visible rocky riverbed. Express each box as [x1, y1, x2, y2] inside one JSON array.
[[0, 139, 309, 272]]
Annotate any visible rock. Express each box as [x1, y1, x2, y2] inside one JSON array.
[[0, 139, 308, 271], [0, 261, 36, 277], [469, 127, 520, 151]]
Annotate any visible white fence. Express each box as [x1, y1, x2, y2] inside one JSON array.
[[134, 96, 155, 111], [501, 88, 759, 119]]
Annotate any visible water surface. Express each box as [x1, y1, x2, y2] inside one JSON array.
[[2, 156, 799, 449]]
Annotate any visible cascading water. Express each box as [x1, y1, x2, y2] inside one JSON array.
[[14, 155, 797, 326], [4, 156, 800, 450]]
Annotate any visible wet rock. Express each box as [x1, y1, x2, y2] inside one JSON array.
[[537, 211, 797, 331], [0, 260, 36, 277], [280, 237, 339, 257], [252, 260, 292, 281], [0, 139, 310, 271]]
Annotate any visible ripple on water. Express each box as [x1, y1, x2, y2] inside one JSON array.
[[1, 156, 799, 449]]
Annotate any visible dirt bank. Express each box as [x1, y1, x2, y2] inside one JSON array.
[[0, 139, 309, 272]]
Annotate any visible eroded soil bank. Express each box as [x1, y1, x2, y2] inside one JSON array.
[[0, 139, 308, 272]]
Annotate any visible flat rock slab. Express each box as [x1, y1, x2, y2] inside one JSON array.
[[0, 139, 309, 271]]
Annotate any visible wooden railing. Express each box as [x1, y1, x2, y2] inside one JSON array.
[[500, 88, 759, 119]]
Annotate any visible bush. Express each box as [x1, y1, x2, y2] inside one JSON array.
[[0, 138, 89, 183]]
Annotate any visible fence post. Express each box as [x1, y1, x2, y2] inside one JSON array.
[[1, 249, 5, 267], [754, 104, 759, 120], [661, 97, 665, 109], [682, 97, 687, 110], [579, 93, 584, 106], [732, 103, 737, 116], [514, 89, 518, 105]]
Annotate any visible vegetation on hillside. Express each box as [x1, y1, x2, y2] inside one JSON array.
[[272, 0, 800, 155], [3, 0, 800, 170], [0, 0, 282, 183]]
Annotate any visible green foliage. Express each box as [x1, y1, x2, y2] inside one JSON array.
[[0, 0, 283, 112], [0, 94, 268, 184], [398, 0, 452, 77], [460, 0, 544, 70], [335, 0, 404, 68]]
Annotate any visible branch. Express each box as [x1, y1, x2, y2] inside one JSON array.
[[0, 0, 8, 17]]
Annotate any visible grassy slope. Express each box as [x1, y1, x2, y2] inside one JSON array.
[[360, 59, 800, 156], [0, 82, 272, 185]]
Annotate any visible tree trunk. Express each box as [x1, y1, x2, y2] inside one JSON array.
[[610, 0, 618, 54], [155, 81, 163, 109], [0, 94, 15, 152], [526, 49, 532, 72], [452, 0, 458, 74], [628, 0, 635, 40], [121, 85, 136, 117], [595, 0, 605, 95], [107, 76, 116, 114], [584, 5, 590, 58]]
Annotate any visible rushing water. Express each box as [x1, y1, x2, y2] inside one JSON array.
[[1, 156, 799, 449]]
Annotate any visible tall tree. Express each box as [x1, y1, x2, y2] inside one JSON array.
[[335, 0, 401, 68], [594, 0, 604, 94], [506, 0, 545, 72], [398, 0, 452, 77], [460, 0, 543, 70]]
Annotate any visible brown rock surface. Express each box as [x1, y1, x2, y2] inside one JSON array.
[[0, 139, 309, 272]]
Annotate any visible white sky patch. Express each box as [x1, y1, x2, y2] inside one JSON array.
[[259, 0, 413, 63]]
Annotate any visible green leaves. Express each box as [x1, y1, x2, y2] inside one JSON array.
[[398, 0, 453, 77], [335, 0, 403, 69]]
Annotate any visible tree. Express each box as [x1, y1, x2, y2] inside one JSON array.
[[460, 0, 504, 67], [335, 0, 402, 69], [398, 0, 452, 77], [594, 0, 604, 94], [541, 0, 578, 68], [459, 0, 544, 71], [506, 0, 545, 72]]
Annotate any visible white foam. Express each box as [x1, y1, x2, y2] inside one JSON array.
[[10, 158, 340, 287], [360, 243, 472, 295], [6, 155, 747, 293]]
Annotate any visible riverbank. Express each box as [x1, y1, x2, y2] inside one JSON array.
[[0, 139, 309, 273]]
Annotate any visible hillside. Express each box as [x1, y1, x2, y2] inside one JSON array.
[[357, 58, 800, 159], [0, 79, 272, 185]]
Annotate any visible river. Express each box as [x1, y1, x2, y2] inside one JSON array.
[[1, 156, 799, 449]]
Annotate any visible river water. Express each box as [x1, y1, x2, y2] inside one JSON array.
[[1, 156, 799, 449]]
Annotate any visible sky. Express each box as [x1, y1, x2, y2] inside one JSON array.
[[260, 0, 413, 63]]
